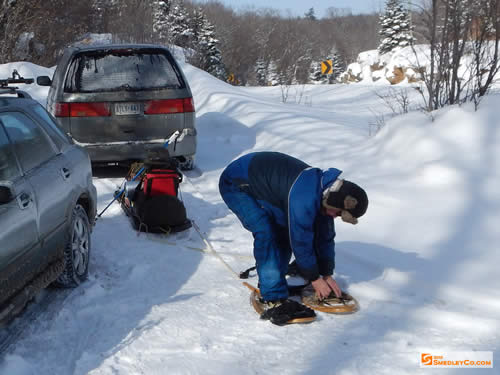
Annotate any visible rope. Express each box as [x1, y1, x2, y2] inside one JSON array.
[[191, 220, 240, 279], [177, 175, 243, 279], [143, 233, 253, 259]]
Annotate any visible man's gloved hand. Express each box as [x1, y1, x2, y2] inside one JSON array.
[[311, 275, 342, 300]]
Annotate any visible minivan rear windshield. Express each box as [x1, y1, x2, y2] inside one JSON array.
[[64, 49, 185, 93]]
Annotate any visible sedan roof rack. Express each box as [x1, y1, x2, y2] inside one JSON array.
[[0, 69, 34, 87], [0, 70, 34, 99]]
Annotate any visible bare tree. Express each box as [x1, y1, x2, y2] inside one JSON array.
[[468, 0, 500, 107], [375, 87, 413, 114], [413, 0, 500, 111], [0, 0, 36, 63], [0, 0, 96, 66], [107, 0, 154, 43]]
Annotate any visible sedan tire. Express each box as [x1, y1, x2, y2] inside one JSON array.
[[56, 204, 91, 287]]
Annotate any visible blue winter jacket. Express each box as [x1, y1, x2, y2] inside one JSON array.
[[223, 152, 342, 281]]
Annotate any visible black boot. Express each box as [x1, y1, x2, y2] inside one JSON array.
[[259, 298, 316, 326]]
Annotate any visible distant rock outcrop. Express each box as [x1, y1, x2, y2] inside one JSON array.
[[341, 46, 428, 85]]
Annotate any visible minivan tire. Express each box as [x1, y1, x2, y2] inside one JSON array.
[[177, 156, 194, 171], [55, 204, 91, 287]]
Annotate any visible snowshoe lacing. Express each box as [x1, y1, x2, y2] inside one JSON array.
[[312, 291, 353, 305]]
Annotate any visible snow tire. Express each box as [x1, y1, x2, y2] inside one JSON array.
[[55, 204, 91, 287], [176, 156, 194, 171]]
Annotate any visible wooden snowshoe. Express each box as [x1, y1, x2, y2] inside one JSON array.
[[242, 282, 316, 325], [301, 285, 359, 314]]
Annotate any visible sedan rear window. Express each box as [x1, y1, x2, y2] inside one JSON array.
[[0, 124, 20, 181], [0, 112, 56, 173], [64, 50, 184, 93]]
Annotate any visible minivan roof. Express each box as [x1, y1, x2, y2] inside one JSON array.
[[68, 44, 172, 53]]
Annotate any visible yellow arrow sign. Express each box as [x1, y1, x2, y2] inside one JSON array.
[[321, 60, 333, 74]]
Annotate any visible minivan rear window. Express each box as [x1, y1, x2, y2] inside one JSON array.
[[64, 49, 185, 93]]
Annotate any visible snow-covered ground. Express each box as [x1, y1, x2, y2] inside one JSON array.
[[0, 60, 499, 374]]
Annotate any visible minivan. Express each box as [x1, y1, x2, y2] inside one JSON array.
[[37, 44, 196, 169]]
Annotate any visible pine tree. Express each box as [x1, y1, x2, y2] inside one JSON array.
[[309, 61, 323, 84], [198, 11, 226, 80], [255, 58, 267, 86], [190, 7, 205, 46], [378, 0, 415, 55], [91, 0, 109, 31], [189, 7, 226, 81], [152, 0, 171, 43], [330, 51, 346, 82], [166, 1, 193, 48], [267, 60, 279, 86], [304, 8, 316, 21]]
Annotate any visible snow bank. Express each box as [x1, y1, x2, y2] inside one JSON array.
[[342, 46, 427, 85], [343, 42, 500, 88], [0, 62, 54, 105]]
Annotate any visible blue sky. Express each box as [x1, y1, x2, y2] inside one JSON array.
[[195, 0, 386, 17]]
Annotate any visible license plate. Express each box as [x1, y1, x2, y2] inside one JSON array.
[[115, 102, 142, 115]]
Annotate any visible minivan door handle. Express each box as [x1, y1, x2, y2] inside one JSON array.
[[17, 192, 32, 209], [61, 167, 71, 180]]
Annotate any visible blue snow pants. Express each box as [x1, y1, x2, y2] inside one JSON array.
[[219, 175, 291, 301]]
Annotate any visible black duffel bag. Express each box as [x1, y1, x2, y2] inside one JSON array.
[[131, 189, 192, 234]]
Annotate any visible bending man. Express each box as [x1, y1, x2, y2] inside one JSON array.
[[219, 151, 368, 325]]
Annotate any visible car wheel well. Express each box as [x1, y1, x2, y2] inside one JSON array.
[[77, 195, 91, 218], [55, 204, 91, 287]]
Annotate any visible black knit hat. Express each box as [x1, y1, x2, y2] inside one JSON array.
[[326, 180, 368, 218]]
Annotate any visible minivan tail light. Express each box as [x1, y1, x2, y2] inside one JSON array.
[[54, 102, 111, 117], [144, 98, 195, 115], [55, 102, 70, 117], [145, 99, 183, 114], [70, 102, 111, 117], [183, 97, 195, 113]]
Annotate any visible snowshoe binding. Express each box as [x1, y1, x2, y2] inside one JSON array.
[[243, 282, 316, 325], [301, 285, 359, 314]]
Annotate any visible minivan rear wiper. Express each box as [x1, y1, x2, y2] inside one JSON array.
[[118, 84, 134, 91]]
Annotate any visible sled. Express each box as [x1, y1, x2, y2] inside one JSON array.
[[242, 282, 316, 324], [117, 158, 192, 235], [300, 285, 359, 314], [120, 197, 192, 234]]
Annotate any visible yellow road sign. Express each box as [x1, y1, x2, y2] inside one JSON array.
[[321, 60, 333, 74]]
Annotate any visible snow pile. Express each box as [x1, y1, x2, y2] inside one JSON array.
[[0, 62, 54, 105], [0, 60, 499, 374], [343, 42, 500, 87], [342, 45, 427, 85]]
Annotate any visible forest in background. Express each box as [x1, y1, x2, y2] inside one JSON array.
[[1, 0, 499, 112], [0, 0, 381, 85]]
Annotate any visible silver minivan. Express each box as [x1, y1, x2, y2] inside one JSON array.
[[37, 44, 196, 169]]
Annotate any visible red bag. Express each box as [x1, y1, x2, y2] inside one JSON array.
[[143, 169, 181, 197]]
